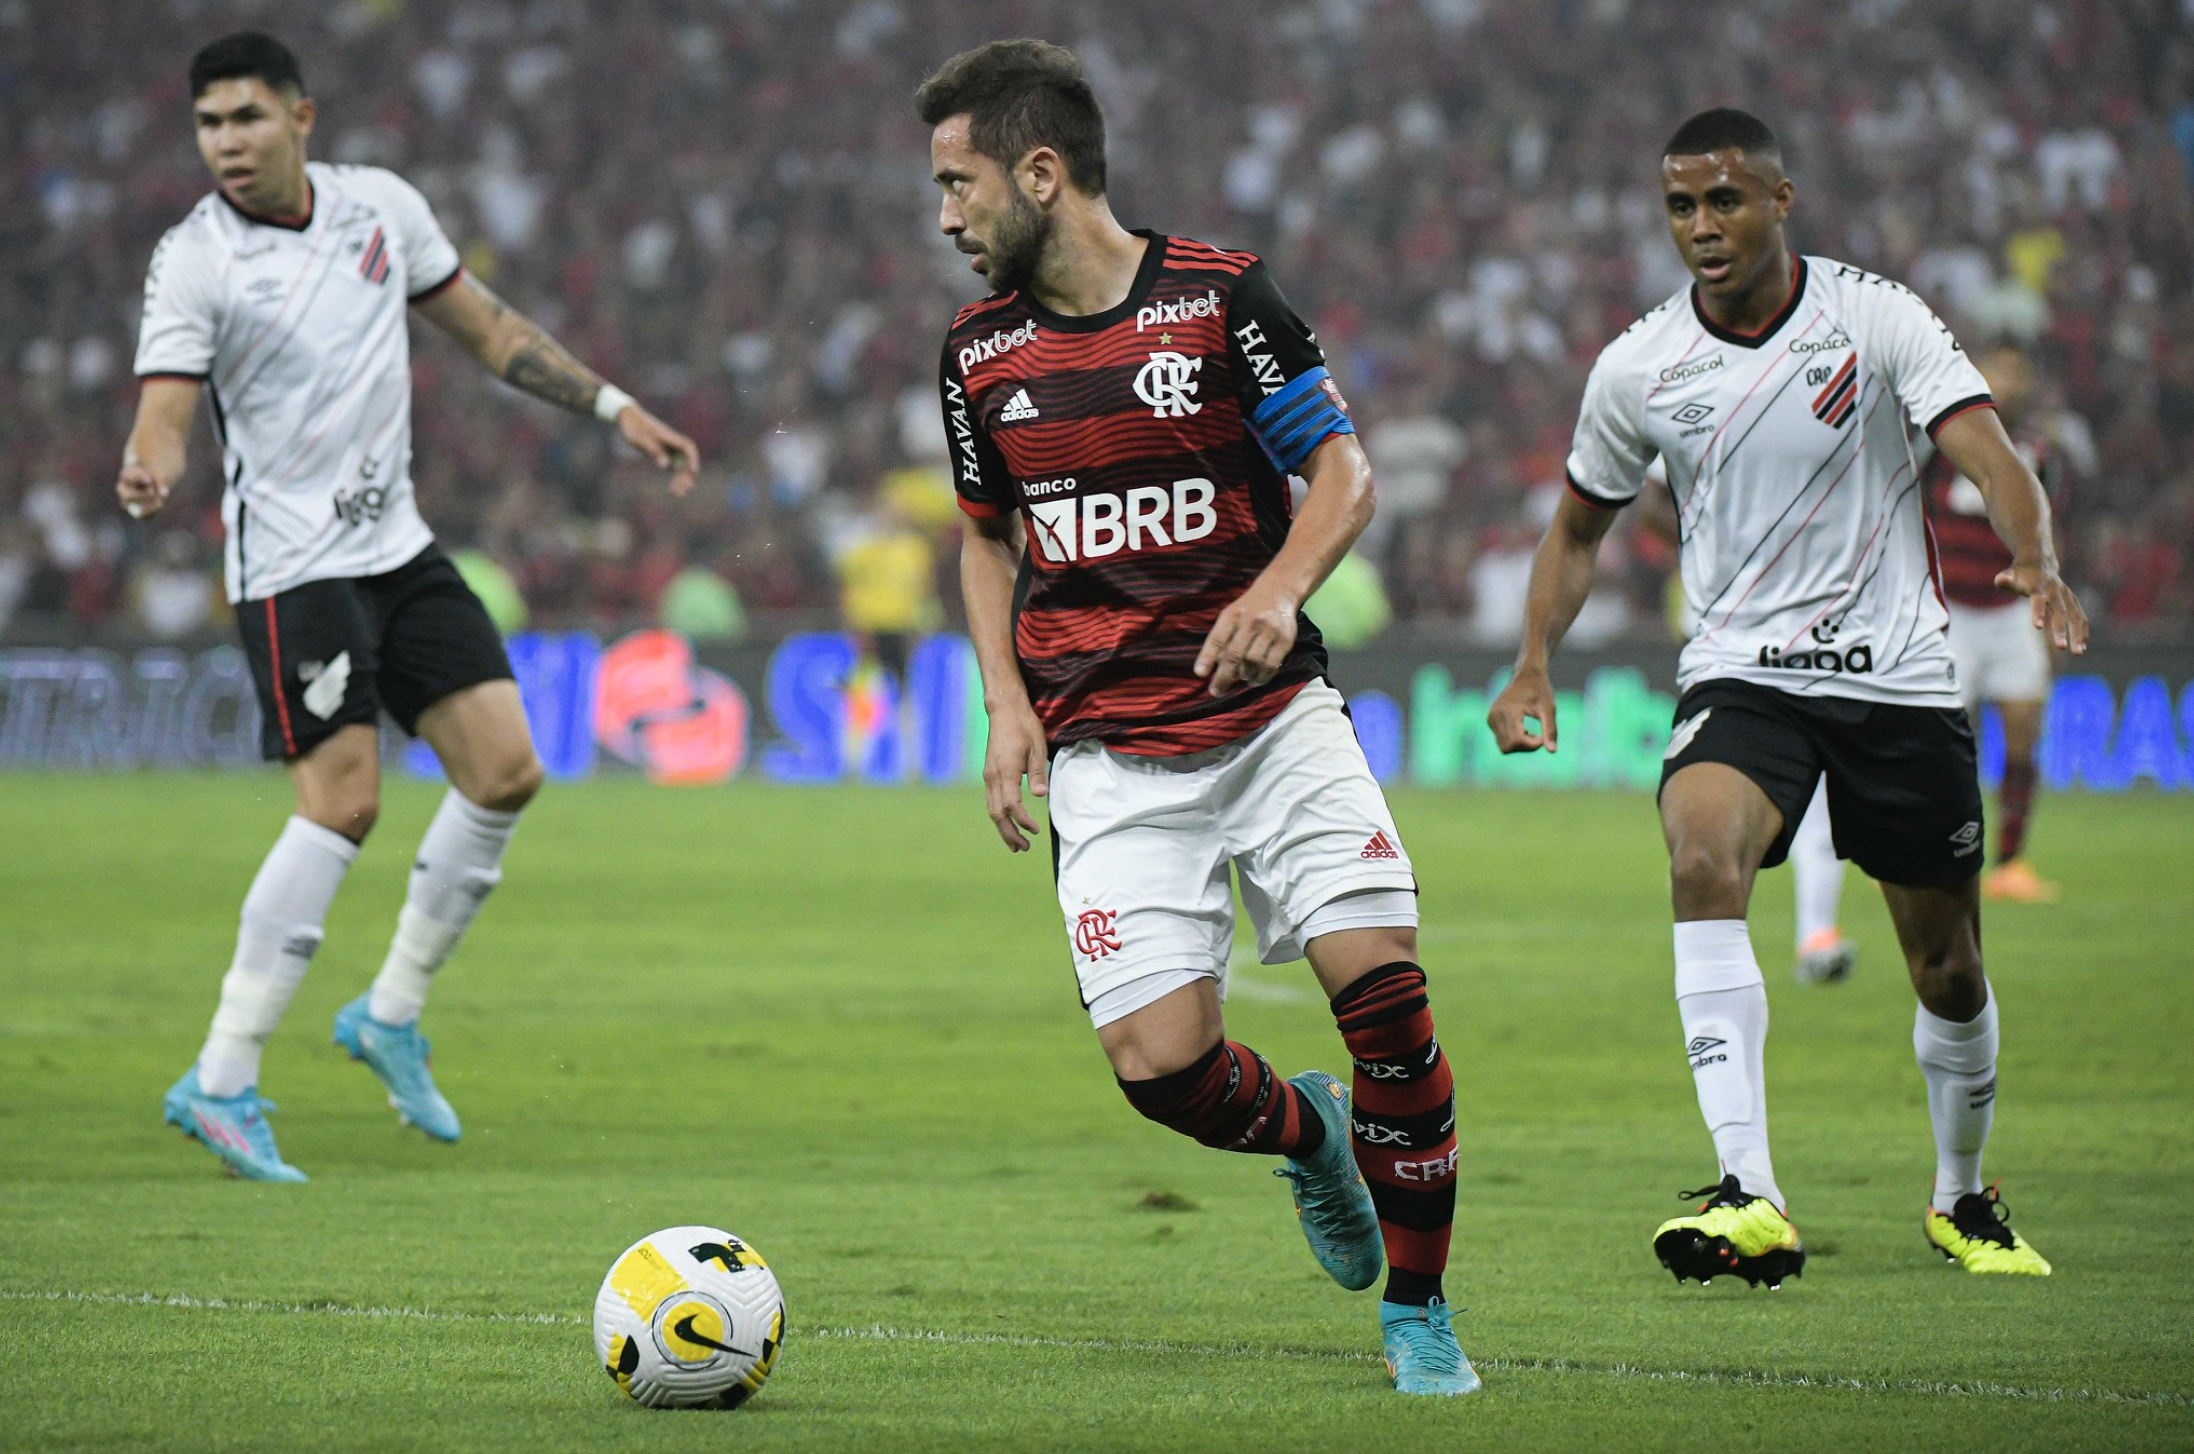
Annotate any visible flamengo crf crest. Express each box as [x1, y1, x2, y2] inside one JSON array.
[[1133, 351, 1203, 418]]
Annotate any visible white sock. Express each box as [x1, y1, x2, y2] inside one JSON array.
[[366, 789, 520, 1025], [197, 817, 360, 1096], [1914, 988, 1998, 1214], [1789, 780, 1845, 949], [1674, 919, 1783, 1210]]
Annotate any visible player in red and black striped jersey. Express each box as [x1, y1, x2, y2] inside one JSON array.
[[920, 41, 1478, 1395], [1923, 342, 2068, 901], [942, 232, 1345, 754]]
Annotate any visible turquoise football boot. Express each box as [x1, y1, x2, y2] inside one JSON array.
[[1273, 1069, 1383, 1291], [333, 996, 461, 1142], [1381, 1297, 1482, 1395], [162, 1068, 308, 1182]]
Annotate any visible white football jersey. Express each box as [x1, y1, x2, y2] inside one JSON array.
[[1567, 255, 1993, 707], [134, 162, 462, 602]]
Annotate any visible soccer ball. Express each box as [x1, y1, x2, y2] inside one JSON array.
[[592, 1225, 786, 1409]]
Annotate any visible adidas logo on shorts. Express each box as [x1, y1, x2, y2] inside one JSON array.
[[1360, 830, 1401, 860], [1000, 387, 1040, 422]]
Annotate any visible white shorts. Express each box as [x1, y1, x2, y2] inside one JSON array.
[[1947, 599, 2051, 709], [1049, 679, 1419, 1028]]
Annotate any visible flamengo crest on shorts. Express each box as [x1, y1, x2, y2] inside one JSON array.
[[1565, 255, 1995, 709]]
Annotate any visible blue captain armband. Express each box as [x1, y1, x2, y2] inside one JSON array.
[[1248, 366, 1356, 474]]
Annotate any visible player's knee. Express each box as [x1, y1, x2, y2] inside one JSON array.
[[1668, 840, 1748, 914], [471, 752, 545, 812], [311, 793, 378, 842]]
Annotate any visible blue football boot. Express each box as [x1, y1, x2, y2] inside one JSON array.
[[1273, 1069, 1384, 1291], [162, 1068, 308, 1182], [1381, 1297, 1482, 1396], [332, 996, 461, 1142]]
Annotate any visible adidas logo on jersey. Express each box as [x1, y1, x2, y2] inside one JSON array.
[[999, 388, 1040, 422], [1360, 830, 1401, 860]]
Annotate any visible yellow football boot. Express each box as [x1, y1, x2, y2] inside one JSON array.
[[1653, 1174, 1806, 1288], [1925, 1184, 2052, 1275]]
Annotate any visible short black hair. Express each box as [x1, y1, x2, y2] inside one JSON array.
[[189, 32, 305, 100], [1663, 107, 1781, 169], [915, 39, 1107, 195]]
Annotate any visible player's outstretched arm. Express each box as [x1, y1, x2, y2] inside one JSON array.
[[116, 378, 202, 519], [1487, 491, 1619, 754], [413, 275, 700, 496], [1931, 408, 2089, 654], [963, 513, 1048, 852], [1195, 433, 1373, 698]]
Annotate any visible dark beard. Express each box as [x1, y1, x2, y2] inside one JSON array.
[[984, 186, 1052, 295]]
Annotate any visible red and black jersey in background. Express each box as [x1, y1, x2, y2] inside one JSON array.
[[1923, 427, 2060, 609], [941, 232, 1357, 756]]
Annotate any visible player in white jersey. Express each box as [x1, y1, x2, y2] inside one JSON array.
[[120, 34, 700, 1181], [1489, 110, 2085, 1281]]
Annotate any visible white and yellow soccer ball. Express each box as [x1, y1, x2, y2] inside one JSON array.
[[592, 1226, 786, 1409]]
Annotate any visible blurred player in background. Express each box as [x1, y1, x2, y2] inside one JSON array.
[[923, 41, 1477, 1394], [123, 34, 699, 1181], [1928, 341, 2068, 903], [1490, 109, 2084, 1285]]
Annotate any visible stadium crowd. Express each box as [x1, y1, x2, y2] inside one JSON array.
[[3, 0, 2191, 643]]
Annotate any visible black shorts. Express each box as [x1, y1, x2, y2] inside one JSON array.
[[235, 545, 513, 762], [1657, 678, 1985, 887]]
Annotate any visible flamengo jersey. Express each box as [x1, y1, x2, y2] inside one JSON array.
[[941, 232, 1356, 755], [1925, 429, 2055, 609], [1568, 255, 1994, 707], [134, 162, 463, 603]]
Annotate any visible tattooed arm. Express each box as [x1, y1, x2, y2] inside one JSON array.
[[414, 273, 700, 493]]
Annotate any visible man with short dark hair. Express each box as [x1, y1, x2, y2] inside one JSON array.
[[920, 39, 1478, 1394], [1490, 108, 2083, 1283], [126, 32, 700, 1181]]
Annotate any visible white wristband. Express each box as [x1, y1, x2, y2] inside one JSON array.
[[593, 384, 635, 424]]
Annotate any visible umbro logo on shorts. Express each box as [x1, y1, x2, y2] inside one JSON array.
[[1664, 708, 1711, 761], [999, 387, 1040, 422], [1949, 820, 1983, 855], [1360, 830, 1401, 860]]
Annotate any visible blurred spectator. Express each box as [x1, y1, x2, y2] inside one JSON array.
[[836, 485, 942, 679], [661, 565, 748, 641], [130, 530, 219, 639], [0, 0, 2187, 643]]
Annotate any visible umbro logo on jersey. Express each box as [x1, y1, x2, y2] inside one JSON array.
[[1812, 355, 1859, 428], [1686, 1035, 1728, 1069], [999, 388, 1040, 422], [300, 652, 352, 721], [1664, 708, 1711, 760], [1360, 830, 1402, 860], [1672, 403, 1715, 426], [358, 226, 391, 286]]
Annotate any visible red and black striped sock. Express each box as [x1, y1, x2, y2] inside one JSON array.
[[1332, 961, 1456, 1306], [1118, 1039, 1325, 1158], [1998, 759, 2036, 863]]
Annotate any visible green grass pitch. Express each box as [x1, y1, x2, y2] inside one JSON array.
[[1, 775, 2188, 1452]]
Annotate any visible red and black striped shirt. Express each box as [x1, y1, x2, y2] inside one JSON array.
[[1924, 429, 2058, 608], [941, 232, 1357, 755]]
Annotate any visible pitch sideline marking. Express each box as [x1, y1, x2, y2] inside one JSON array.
[[4, 1289, 2186, 1409]]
